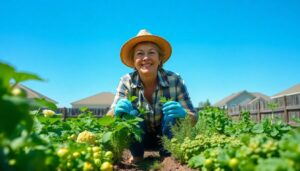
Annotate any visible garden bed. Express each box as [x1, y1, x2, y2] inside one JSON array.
[[115, 150, 196, 171]]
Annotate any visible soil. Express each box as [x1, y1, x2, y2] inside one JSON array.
[[114, 150, 197, 171]]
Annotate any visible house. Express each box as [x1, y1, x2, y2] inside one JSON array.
[[71, 92, 115, 109], [214, 90, 270, 108], [15, 84, 58, 104], [271, 83, 300, 106], [271, 83, 300, 99]]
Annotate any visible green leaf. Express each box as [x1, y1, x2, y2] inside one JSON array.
[[252, 123, 264, 134], [114, 123, 127, 132], [102, 131, 112, 143], [270, 128, 279, 137], [31, 98, 57, 111], [188, 155, 205, 168], [128, 95, 137, 102], [0, 95, 33, 136], [138, 106, 146, 115], [13, 71, 43, 84], [160, 97, 168, 103], [79, 107, 89, 113], [10, 132, 28, 150], [279, 126, 291, 131], [132, 128, 143, 142], [32, 116, 44, 134], [98, 116, 115, 126], [159, 97, 173, 103], [0, 62, 15, 93]]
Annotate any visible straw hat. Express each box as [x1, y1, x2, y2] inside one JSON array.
[[120, 29, 172, 68]]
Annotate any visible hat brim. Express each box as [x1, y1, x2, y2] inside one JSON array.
[[120, 35, 172, 68]]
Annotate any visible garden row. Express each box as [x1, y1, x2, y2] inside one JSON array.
[[163, 106, 300, 171]]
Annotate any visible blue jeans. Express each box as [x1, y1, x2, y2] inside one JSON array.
[[129, 115, 176, 157]]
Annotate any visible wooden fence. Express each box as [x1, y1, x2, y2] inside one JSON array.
[[227, 94, 300, 125], [57, 107, 110, 120], [56, 94, 300, 125]]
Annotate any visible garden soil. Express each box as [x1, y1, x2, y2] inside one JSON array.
[[114, 150, 197, 171]]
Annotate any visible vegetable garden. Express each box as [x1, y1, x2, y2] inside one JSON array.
[[1, 62, 300, 171]]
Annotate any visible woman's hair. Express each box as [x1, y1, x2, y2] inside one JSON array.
[[131, 41, 164, 69]]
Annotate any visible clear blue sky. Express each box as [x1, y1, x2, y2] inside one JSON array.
[[1, 0, 299, 107]]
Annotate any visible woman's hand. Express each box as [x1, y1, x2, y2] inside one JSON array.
[[162, 101, 186, 118], [114, 99, 138, 117]]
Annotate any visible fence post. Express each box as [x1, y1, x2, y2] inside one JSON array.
[[283, 96, 288, 123], [62, 107, 67, 121], [257, 100, 261, 122], [238, 105, 241, 119]]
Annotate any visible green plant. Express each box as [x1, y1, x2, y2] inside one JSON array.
[[99, 115, 143, 162], [0, 62, 59, 171], [267, 102, 279, 124], [0, 62, 143, 170]]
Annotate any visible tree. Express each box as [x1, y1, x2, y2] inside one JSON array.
[[198, 99, 211, 108]]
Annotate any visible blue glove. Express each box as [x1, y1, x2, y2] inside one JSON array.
[[162, 101, 186, 118], [114, 99, 138, 117]]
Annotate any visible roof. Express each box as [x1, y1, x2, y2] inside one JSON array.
[[272, 83, 300, 98], [214, 90, 269, 107], [214, 90, 247, 107], [252, 92, 271, 101], [71, 92, 115, 106], [15, 84, 58, 104]]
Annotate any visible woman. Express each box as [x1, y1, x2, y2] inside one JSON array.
[[107, 29, 198, 163]]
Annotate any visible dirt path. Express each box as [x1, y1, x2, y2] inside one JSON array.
[[114, 150, 197, 171]]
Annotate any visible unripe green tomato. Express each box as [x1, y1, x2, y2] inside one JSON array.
[[93, 152, 101, 158], [93, 146, 101, 153], [104, 151, 113, 160], [67, 162, 72, 168], [204, 158, 213, 168], [100, 161, 113, 171], [94, 158, 101, 166], [83, 162, 94, 171], [73, 152, 80, 158], [229, 158, 239, 169]]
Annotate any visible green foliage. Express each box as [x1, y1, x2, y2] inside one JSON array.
[[12, 71, 43, 85], [163, 105, 299, 171], [128, 93, 137, 102], [198, 106, 232, 134], [159, 96, 173, 103], [0, 62, 54, 137], [99, 115, 143, 162], [198, 99, 211, 108], [225, 111, 255, 135], [251, 118, 291, 139], [0, 62, 142, 170]]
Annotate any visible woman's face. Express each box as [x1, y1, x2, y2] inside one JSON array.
[[133, 42, 161, 76]]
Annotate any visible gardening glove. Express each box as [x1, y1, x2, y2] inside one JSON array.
[[162, 101, 186, 118], [114, 99, 138, 117]]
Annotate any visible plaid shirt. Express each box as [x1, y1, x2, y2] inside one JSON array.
[[110, 69, 198, 132]]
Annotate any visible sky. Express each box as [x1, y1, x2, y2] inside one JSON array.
[[1, 0, 300, 107]]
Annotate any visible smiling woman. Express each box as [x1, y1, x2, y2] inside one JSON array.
[[107, 29, 198, 164]]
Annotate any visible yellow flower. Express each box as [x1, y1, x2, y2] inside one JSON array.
[[11, 88, 22, 96], [83, 162, 94, 171], [43, 109, 55, 117], [57, 148, 69, 157], [76, 130, 96, 144]]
